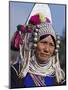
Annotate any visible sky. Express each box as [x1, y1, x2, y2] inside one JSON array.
[[9, 1, 66, 39], [49, 4, 66, 36]]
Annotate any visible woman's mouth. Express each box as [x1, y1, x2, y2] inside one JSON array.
[[40, 53, 49, 57]]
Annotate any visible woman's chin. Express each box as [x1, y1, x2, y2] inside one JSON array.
[[37, 56, 50, 64]]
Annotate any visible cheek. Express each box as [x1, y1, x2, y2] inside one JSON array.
[[35, 44, 42, 55], [36, 43, 44, 52], [50, 47, 55, 55]]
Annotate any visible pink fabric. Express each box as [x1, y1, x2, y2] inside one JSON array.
[[46, 17, 50, 23]]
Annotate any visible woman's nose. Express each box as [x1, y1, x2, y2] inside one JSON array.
[[44, 48, 49, 53], [44, 44, 50, 53]]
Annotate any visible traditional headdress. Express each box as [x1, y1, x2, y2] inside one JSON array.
[[11, 4, 65, 83]]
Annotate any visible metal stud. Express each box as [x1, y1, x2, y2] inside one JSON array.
[[55, 49, 58, 53], [57, 40, 60, 44], [34, 44, 37, 47], [34, 37, 38, 42], [56, 45, 60, 48], [34, 32, 38, 36]]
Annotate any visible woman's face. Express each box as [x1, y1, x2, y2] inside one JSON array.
[[35, 35, 55, 64]]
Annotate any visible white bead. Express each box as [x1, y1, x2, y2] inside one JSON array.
[[57, 40, 60, 44], [34, 37, 38, 41], [34, 44, 37, 47], [35, 29, 39, 32], [56, 45, 60, 48], [34, 32, 37, 36], [55, 49, 58, 52]]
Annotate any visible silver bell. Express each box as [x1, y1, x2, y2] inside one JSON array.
[[56, 44, 60, 48], [34, 32, 37, 36], [34, 37, 38, 42], [55, 49, 58, 53], [34, 44, 37, 47], [57, 40, 60, 44]]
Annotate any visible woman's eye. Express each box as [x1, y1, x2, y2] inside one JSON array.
[[40, 41, 55, 47], [50, 43, 54, 47], [40, 41, 47, 44]]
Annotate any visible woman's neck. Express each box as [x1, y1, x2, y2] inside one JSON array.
[[35, 57, 50, 67]]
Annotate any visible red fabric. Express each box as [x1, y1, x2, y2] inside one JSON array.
[[20, 25, 26, 32], [11, 31, 22, 50]]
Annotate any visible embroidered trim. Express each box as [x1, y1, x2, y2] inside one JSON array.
[[30, 73, 45, 86]]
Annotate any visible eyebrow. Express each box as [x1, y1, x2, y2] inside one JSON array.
[[40, 40, 55, 45]]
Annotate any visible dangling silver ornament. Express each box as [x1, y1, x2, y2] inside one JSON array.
[[34, 37, 38, 42], [56, 44, 60, 48], [34, 32, 38, 36], [57, 40, 60, 44], [55, 49, 58, 53], [34, 43, 37, 47]]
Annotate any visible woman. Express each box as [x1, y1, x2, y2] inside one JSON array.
[[10, 4, 65, 88], [10, 21, 65, 88]]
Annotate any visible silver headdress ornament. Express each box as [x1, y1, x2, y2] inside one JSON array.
[[53, 33, 65, 83]]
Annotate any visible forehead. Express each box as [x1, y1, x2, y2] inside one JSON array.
[[39, 35, 54, 43]]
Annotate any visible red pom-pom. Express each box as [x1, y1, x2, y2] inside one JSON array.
[[29, 14, 41, 25]]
